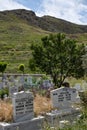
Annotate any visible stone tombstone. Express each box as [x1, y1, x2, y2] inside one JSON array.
[[12, 91, 34, 122], [9, 86, 18, 97], [19, 76, 25, 84], [27, 76, 32, 86], [51, 87, 78, 109]]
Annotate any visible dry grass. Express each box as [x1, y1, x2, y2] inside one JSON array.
[[0, 94, 52, 122], [0, 99, 13, 122], [34, 94, 52, 115]]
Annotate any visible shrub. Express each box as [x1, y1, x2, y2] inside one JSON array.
[[79, 91, 87, 107], [0, 88, 9, 99]]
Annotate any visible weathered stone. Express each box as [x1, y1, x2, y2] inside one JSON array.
[[12, 91, 34, 122]]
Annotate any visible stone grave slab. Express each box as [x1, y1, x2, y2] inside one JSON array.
[[51, 87, 79, 109], [46, 87, 81, 127], [0, 116, 44, 130], [12, 91, 34, 122]]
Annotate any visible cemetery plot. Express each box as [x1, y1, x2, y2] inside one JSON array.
[[46, 87, 81, 127]]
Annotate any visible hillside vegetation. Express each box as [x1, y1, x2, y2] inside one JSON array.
[[0, 9, 87, 73]]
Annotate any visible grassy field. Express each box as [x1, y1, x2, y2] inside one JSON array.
[[0, 16, 49, 73]]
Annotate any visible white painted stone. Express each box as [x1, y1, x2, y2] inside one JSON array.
[[51, 87, 78, 109], [12, 91, 34, 122]]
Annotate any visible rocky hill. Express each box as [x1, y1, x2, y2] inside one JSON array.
[[0, 9, 87, 34]]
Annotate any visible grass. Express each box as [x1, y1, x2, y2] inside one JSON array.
[[0, 17, 49, 73], [34, 94, 52, 115], [0, 99, 12, 122]]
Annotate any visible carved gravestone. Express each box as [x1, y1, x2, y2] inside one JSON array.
[[46, 87, 81, 127], [51, 87, 79, 109], [12, 91, 34, 122]]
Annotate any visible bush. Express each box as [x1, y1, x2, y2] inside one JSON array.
[[0, 88, 9, 99], [0, 89, 4, 99], [79, 91, 87, 107]]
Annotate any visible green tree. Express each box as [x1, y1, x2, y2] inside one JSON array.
[[18, 64, 25, 74], [0, 62, 7, 81], [29, 33, 85, 87], [82, 46, 87, 75]]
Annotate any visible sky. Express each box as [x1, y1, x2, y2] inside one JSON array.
[[0, 0, 87, 25]]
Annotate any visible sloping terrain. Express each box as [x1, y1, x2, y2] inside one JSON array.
[[0, 9, 87, 73], [1, 9, 87, 34]]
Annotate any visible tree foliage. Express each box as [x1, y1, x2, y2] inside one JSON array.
[[29, 33, 85, 87], [18, 64, 25, 74], [0, 62, 7, 74], [82, 46, 87, 75], [0, 62, 7, 82]]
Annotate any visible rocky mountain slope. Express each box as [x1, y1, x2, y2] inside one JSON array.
[[0, 9, 87, 34]]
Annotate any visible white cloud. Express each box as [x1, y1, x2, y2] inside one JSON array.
[[0, 0, 30, 11], [36, 0, 87, 25], [0, 0, 87, 25]]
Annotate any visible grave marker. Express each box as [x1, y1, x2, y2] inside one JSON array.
[[12, 91, 34, 122], [51, 87, 78, 109], [46, 87, 81, 127]]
